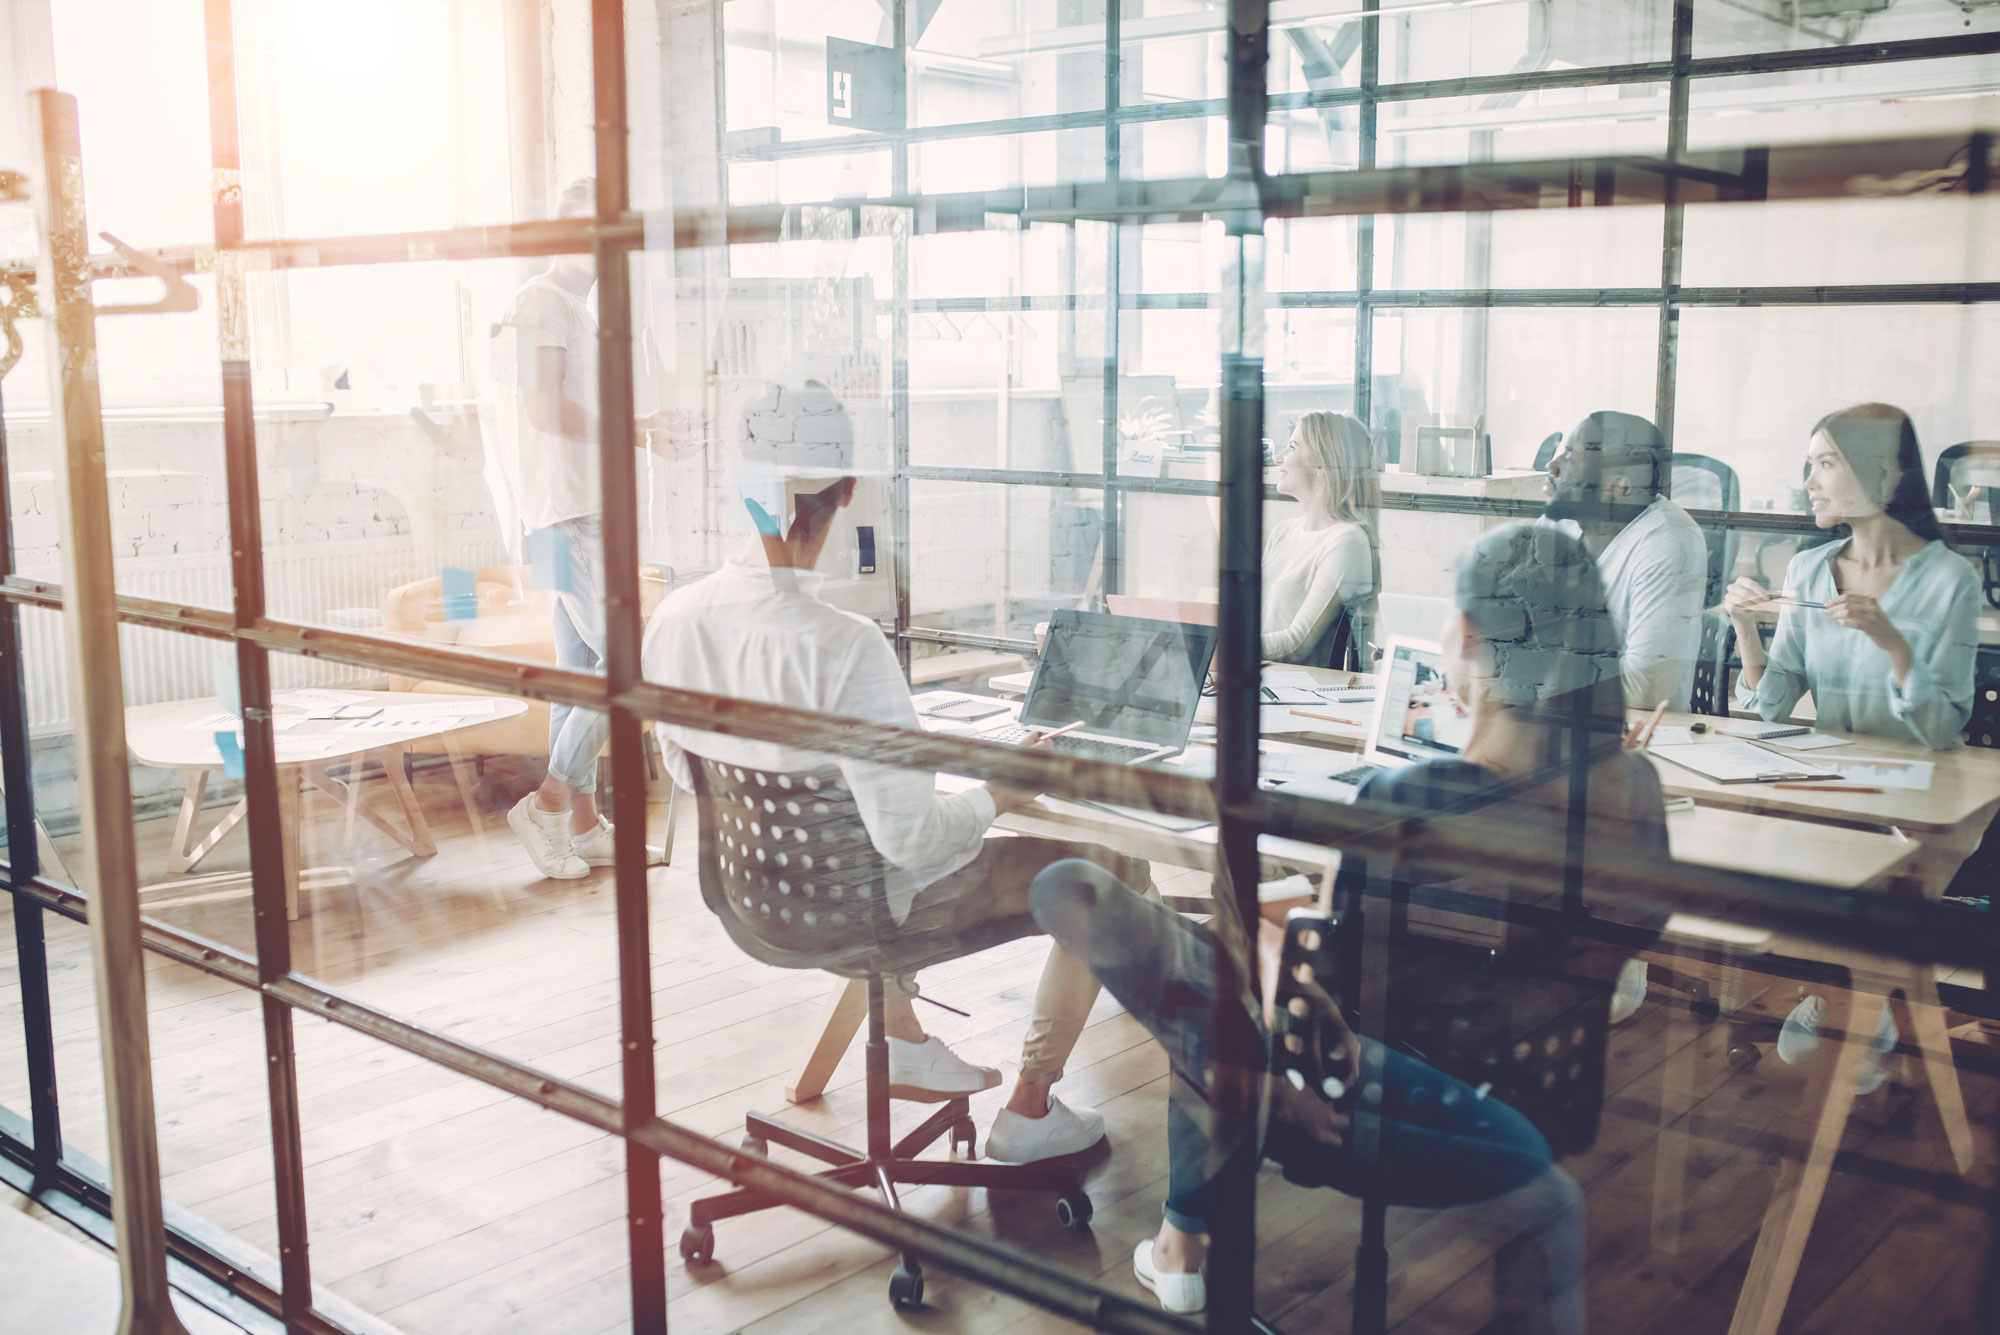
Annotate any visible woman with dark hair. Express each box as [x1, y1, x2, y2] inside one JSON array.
[[1723, 403, 1978, 751], [1028, 524, 1671, 1327]]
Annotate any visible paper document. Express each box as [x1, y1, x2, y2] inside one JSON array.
[[1763, 732, 1852, 751], [1262, 669, 1320, 691], [1648, 741, 1832, 784], [377, 699, 500, 722], [1820, 756, 1935, 791], [1648, 725, 1694, 747], [275, 688, 371, 710]]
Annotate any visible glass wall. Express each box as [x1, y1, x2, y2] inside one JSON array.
[[0, 3, 1995, 1335]]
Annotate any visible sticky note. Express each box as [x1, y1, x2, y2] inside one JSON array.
[[528, 528, 573, 594], [213, 659, 241, 716], [441, 565, 477, 621], [744, 497, 782, 537], [214, 730, 246, 779]]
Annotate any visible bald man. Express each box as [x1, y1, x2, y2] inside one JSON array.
[[1543, 411, 1707, 712]]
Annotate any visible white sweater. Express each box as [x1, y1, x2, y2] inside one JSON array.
[[1261, 517, 1374, 663]]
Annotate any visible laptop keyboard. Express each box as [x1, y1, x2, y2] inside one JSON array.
[[1325, 764, 1377, 787], [982, 724, 1159, 764]]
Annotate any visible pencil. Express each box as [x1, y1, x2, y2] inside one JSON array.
[[1291, 708, 1361, 726], [1771, 782, 1883, 793], [1030, 719, 1088, 743], [1636, 701, 1668, 749]]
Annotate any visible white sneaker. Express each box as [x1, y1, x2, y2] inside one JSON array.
[[1609, 958, 1648, 1025], [1776, 994, 1825, 1065], [886, 1035, 1001, 1101], [984, 1095, 1107, 1163], [507, 795, 589, 880], [573, 816, 616, 867], [1133, 1240, 1205, 1314], [1855, 1004, 1900, 1097]]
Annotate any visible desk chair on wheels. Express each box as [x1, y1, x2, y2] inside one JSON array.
[[678, 756, 1094, 1310]]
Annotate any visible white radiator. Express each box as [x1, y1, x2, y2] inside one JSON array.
[[18, 532, 507, 737]]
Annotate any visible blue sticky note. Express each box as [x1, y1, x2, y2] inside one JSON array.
[[212, 659, 241, 716], [744, 497, 782, 537], [528, 528, 573, 594], [441, 565, 478, 621], [214, 730, 246, 780]]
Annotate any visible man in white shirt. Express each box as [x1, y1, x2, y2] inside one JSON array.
[[1543, 411, 1708, 712], [491, 179, 697, 880], [645, 382, 1154, 1164]]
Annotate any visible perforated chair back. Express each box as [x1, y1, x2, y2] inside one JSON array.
[[1669, 452, 1739, 608], [1689, 611, 1735, 718], [1967, 647, 2000, 750], [687, 756, 891, 974]]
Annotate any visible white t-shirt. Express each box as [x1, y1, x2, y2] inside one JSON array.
[[1261, 517, 1374, 663], [491, 274, 599, 534], [643, 557, 998, 924]]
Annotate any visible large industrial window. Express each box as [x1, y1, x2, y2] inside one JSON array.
[[1, 3, 1996, 1334]]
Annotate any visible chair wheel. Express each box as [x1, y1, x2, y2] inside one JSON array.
[[889, 1262, 925, 1309], [950, 1116, 977, 1158], [740, 1133, 769, 1157], [1055, 1191, 1093, 1230], [679, 1224, 714, 1265], [1726, 1041, 1763, 1072]]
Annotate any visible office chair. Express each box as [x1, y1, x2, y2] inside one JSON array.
[[1966, 646, 2000, 750], [1931, 443, 2000, 610], [678, 757, 1093, 1310], [1669, 452, 1740, 609], [1689, 611, 1736, 718], [1531, 431, 1564, 473]]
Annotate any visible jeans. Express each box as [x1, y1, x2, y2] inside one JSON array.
[[541, 515, 609, 794], [1029, 858, 1586, 1334]]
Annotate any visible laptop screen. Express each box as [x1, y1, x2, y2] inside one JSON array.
[[1368, 638, 1473, 765], [1020, 611, 1217, 747]]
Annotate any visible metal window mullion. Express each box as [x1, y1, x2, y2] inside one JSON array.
[[1353, 0, 1378, 433], [0, 383, 62, 1184], [202, 5, 318, 1324], [588, 2, 668, 1330], [1208, 3, 1272, 1331], [1100, 0, 1124, 601], [892, 0, 915, 674], [1655, 0, 1694, 453]]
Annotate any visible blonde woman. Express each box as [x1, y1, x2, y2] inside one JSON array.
[[1264, 410, 1381, 665]]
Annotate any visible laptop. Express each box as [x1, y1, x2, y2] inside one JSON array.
[[1271, 636, 1469, 801], [980, 609, 1217, 765], [1105, 593, 1219, 626]]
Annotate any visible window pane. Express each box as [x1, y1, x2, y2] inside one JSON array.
[[1378, 83, 1671, 169], [1682, 61, 2000, 288], [1379, 208, 1666, 291], [0, 893, 30, 1145], [1379, 0, 1672, 84], [294, 1020, 634, 1334], [43, 914, 279, 1285], [1674, 303, 2000, 514], [1693, 0, 2000, 60]]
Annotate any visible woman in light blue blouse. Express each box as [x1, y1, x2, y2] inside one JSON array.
[[1723, 403, 1978, 752]]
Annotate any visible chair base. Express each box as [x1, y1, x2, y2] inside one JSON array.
[[680, 979, 1094, 1311], [680, 1102, 1093, 1307]]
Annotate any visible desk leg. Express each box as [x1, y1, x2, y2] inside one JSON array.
[[1650, 980, 1699, 1255], [1896, 968, 1976, 1176], [1727, 988, 1875, 1335], [278, 765, 301, 922], [299, 749, 437, 858], [377, 745, 438, 857], [785, 977, 869, 1105], [167, 769, 248, 874]]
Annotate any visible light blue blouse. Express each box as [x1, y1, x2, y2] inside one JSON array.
[[1735, 538, 1980, 751]]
